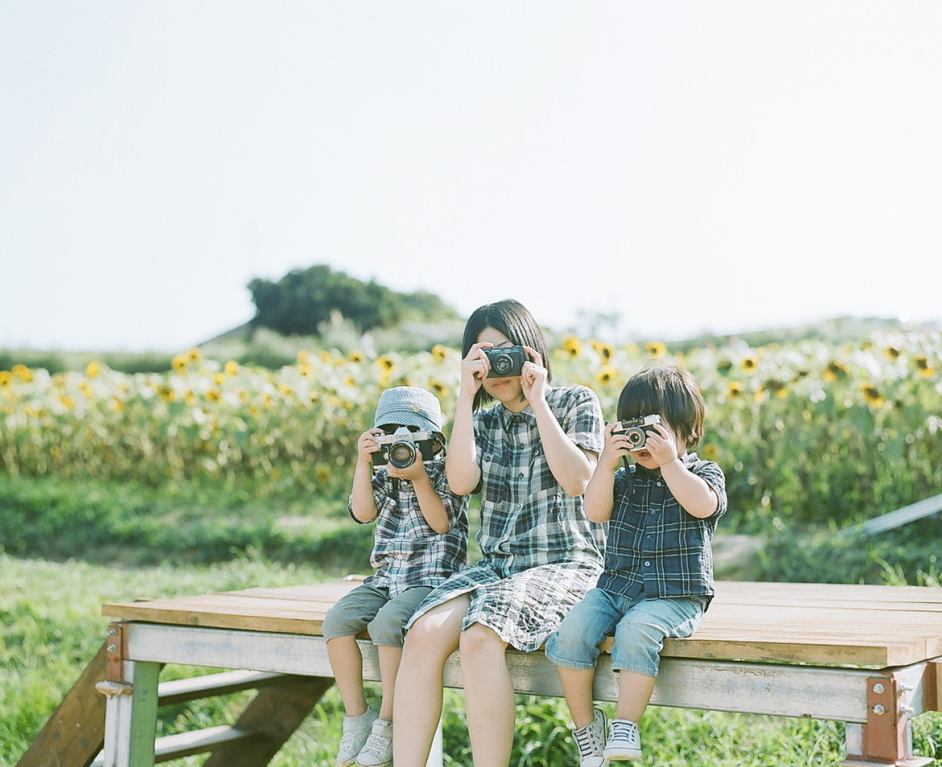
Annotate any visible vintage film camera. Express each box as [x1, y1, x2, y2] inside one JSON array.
[[612, 414, 662, 450], [483, 345, 528, 378], [372, 426, 438, 469]]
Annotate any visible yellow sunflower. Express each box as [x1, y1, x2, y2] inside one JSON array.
[[596, 366, 617, 386], [914, 356, 935, 377], [824, 360, 850, 382], [860, 384, 884, 408], [740, 355, 759, 374], [644, 341, 667, 358], [561, 337, 582, 358]]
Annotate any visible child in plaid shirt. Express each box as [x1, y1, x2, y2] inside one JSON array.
[[322, 386, 469, 767], [546, 362, 727, 765]]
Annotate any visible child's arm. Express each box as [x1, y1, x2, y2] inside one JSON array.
[[659, 461, 718, 518], [583, 423, 626, 522], [350, 429, 382, 523], [388, 460, 450, 534], [521, 347, 597, 496], [645, 424, 718, 519], [446, 343, 488, 495]]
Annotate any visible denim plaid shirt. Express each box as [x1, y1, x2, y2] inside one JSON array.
[[474, 385, 606, 575], [596, 453, 727, 603], [348, 456, 469, 598]]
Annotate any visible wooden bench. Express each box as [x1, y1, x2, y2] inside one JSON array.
[[41, 578, 942, 766]]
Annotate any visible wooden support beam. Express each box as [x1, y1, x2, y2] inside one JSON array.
[[15, 640, 108, 767], [202, 676, 333, 767]]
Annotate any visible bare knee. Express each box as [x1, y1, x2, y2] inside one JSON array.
[[402, 614, 458, 665], [460, 623, 507, 664]]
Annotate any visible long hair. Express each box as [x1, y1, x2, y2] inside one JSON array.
[[462, 299, 552, 410], [616, 362, 706, 449]]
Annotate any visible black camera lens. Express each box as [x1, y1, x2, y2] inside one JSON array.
[[388, 440, 418, 468], [491, 353, 514, 375], [624, 428, 646, 448]]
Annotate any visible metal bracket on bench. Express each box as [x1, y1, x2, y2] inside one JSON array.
[[104, 621, 130, 683], [841, 673, 932, 767]]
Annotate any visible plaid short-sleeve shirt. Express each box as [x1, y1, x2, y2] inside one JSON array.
[[474, 384, 607, 573], [348, 456, 469, 598], [405, 384, 607, 651], [597, 453, 727, 603]]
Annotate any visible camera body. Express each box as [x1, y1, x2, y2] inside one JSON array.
[[372, 427, 437, 469], [484, 345, 528, 378], [612, 414, 661, 450]]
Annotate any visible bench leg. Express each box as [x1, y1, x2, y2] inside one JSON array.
[[842, 722, 931, 767], [426, 717, 443, 767], [98, 660, 160, 767], [840, 674, 932, 767]]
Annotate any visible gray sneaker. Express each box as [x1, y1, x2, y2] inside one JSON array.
[[573, 708, 609, 767], [355, 718, 393, 767], [335, 707, 378, 767], [603, 718, 642, 761]]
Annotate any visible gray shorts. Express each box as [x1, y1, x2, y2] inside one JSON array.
[[321, 583, 433, 648]]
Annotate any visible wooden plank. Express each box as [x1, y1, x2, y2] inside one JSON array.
[[157, 670, 289, 705], [102, 579, 942, 667], [15, 640, 108, 767], [94, 725, 260, 766], [102, 600, 942, 666], [715, 581, 942, 605]]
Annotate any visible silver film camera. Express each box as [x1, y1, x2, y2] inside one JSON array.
[[484, 345, 527, 377], [372, 427, 437, 469], [612, 414, 661, 450]]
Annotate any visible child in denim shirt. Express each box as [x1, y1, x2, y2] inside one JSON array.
[[546, 362, 727, 765]]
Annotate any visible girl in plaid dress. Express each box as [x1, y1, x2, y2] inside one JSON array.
[[392, 299, 606, 767]]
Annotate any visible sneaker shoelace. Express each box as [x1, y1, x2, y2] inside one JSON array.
[[574, 717, 605, 757], [339, 721, 371, 753], [610, 719, 640, 746], [359, 727, 391, 758]]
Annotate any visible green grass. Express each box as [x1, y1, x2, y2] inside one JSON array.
[[2, 474, 942, 766]]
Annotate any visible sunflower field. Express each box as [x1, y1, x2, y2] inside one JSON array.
[[1, 329, 940, 531]]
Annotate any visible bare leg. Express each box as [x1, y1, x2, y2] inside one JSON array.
[[375, 645, 401, 721], [556, 665, 598, 729], [326, 635, 368, 716], [460, 623, 514, 767], [392, 596, 468, 767], [615, 669, 656, 724]]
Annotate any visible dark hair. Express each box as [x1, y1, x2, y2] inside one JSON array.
[[616, 362, 706, 449], [462, 299, 552, 410]]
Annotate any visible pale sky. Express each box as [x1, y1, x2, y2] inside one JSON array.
[[2, 1, 940, 352]]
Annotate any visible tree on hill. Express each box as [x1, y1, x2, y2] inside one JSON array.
[[247, 264, 459, 336]]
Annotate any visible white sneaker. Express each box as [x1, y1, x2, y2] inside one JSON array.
[[335, 707, 378, 767], [355, 718, 393, 767], [603, 718, 642, 761], [573, 708, 609, 767]]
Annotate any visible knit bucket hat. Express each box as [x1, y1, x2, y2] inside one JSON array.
[[374, 386, 444, 437]]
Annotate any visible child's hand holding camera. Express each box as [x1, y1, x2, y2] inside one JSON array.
[[640, 422, 680, 467], [357, 428, 384, 465]]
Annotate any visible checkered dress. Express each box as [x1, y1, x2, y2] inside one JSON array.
[[407, 385, 605, 652], [350, 456, 470, 598]]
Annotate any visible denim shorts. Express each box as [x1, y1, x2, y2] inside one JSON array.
[[545, 587, 705, 677], [321, 583, 432, 648]]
